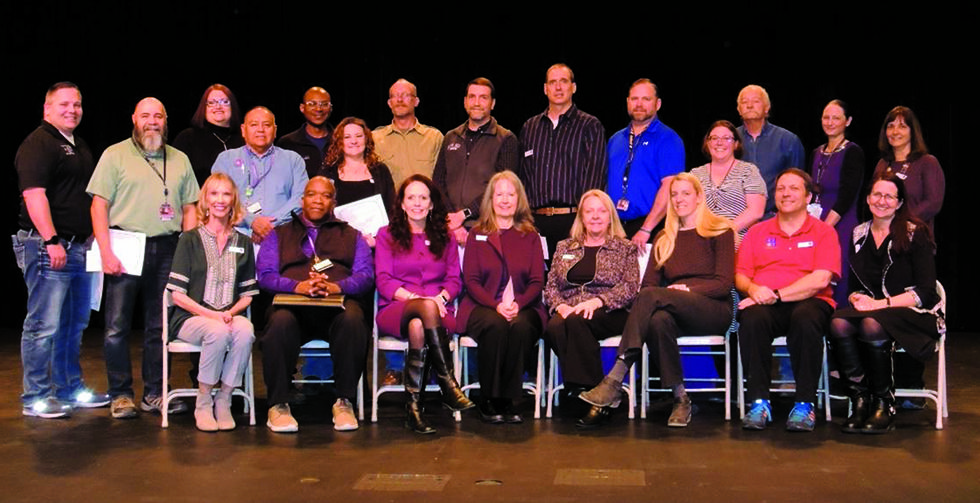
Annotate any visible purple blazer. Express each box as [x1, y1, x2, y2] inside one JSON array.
[[375, 226, 462, 313], [457, 227, 547, 331]]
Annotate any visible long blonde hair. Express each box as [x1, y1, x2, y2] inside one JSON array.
[[653, 173, 732, 268], [569, 190, 627, 243], [473, 171, 536, 234]]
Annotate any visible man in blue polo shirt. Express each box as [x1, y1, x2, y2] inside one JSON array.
[[607, 79, 685, 244]]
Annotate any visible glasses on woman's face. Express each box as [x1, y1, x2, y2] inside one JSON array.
[[708, 135, 735, 143], [207, 99, 231, 108], [869, 191, 899, 204]]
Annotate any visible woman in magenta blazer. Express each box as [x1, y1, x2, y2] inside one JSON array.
[[375, 175, 473, 434], [457, 172, 546, 424]]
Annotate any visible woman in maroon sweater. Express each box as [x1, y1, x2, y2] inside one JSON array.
[[578, 173, 735, 428], [457, 172, 546, 424]]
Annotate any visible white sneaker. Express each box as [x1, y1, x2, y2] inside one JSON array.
[[267, 403, 299, 433], [332, 398, 359, 431]]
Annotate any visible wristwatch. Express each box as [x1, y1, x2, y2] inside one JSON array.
[[43, 235, 61, 246]]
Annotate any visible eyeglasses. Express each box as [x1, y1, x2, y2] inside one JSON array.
[[304, 101, 331, 109], [708, 135, 735, 143], [869, 192, 899, 203], [389, 93, 415, 101], [207, 99, 231, 108]]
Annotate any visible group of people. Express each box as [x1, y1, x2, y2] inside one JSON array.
[[14, 63, 945, 438]]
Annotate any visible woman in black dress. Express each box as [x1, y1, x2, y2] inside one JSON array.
[[830, 173, 942, 434]]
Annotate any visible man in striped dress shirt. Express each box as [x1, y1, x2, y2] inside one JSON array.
[[518, 63, 607, 256]]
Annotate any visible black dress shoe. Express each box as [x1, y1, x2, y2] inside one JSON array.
[[575, 404, 611, 429], [479, 400, 504, 424], [498, 400, 523, 424]]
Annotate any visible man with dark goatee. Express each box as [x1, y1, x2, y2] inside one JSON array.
[[87, 97, 201, 420]]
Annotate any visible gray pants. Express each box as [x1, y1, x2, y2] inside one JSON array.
[[176, 316, 254, 387]]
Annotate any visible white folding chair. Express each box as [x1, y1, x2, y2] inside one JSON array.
[[455, 336, 546, 419], [894, 281, 948, 429], [294, 339, 365, 421], [161, 290, 256, 428], [641, 290, 739, 420], [546, 337, 636, 419], [736, 334, 832, 421]]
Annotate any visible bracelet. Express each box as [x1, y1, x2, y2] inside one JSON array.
[[886, 297, 891, 307], [639, 228, 653, 234]]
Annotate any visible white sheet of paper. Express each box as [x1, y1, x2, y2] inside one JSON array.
[[334, 194, 389, 237], [86, 229, 147, 276]]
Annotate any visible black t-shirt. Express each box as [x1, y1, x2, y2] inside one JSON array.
[[14, 121, 95, 237]]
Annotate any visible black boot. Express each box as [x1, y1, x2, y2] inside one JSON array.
[[861, 340, 896, 434], [404, 348, 435, 434], [831, 336, 870, 433], [841, 378, 871, 433], [424, 328, 475, 412]]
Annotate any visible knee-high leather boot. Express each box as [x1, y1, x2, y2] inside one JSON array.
[[861, 339, 896, 434], [404, 347, 435, 434], [424, 327, 475, 412], [831, 336, 870, 433]]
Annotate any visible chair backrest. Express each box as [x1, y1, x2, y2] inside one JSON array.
[[161, 289, 172, 343], [936, 280, 947, 336]]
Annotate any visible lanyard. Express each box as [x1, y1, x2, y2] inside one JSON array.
[[244, 149, 275, 197], [133, 139, 169, 200], [620, 127, 643, 196]]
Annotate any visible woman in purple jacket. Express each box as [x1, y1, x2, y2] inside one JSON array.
[[375, 175, 474, 434], [457, 172, 546, 424]]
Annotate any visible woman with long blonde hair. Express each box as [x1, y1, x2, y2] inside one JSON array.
[[578, 173, 735, 428]]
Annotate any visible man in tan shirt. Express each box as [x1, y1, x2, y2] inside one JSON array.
[[372, 78, 443, 187]]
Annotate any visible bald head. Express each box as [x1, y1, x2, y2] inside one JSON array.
[[302, 176, 337, 222], [242, 107, 277, 155], [300, 87, 332, 127], [132, 97, 167, 152]]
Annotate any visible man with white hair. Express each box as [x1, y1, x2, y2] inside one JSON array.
[[87, 97, 200, 419]]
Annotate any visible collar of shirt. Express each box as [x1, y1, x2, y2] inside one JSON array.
[[536, 104, 579, 125], [245, 144, 277, 160]]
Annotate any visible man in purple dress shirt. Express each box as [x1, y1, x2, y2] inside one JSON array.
[[256, 177, 373, 433]]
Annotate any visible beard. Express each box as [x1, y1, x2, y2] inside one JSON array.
[[133, 124, 168, 152]]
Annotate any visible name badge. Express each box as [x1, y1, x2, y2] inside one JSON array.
[[424, 240, 431, 246], [524, 149, 534, 157], [229, 246, 245, 254], [247, 202, 262, 214], [562, 254, 575, 260], [475, 234, 488, 242], [313, 258, 334, 272], [797, 241, 815, 248]]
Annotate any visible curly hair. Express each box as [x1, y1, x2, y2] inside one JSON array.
[[389, 175, 450, 257], [323, 117, 381, 170]]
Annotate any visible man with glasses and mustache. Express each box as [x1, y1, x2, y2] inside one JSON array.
[[87, 97, 200, 419], [433, 77, 520, 246], [372, 78, 444, 187], [278, 87, 335, 178]]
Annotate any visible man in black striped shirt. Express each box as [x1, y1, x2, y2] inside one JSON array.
[[518, 63, 607, 256]]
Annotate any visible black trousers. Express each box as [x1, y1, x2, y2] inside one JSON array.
[[466, 306, 542, 400], [545, 308, 629, 388], [738, 298, 832, 404], [621, 288, 732, 388], [260, 299, 368, 405]]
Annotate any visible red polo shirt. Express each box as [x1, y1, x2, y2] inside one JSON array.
[[736, 214, 841, 308]]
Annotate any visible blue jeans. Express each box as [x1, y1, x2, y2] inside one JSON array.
[[103, 234, 177, 399], [13, 230, 93, 405]]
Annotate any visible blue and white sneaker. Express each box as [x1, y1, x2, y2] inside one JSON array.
[[23, 397, 72, 419], [69, 388, 111, 408], [742, 399, 772, 430], [786, 402, 816, 432]]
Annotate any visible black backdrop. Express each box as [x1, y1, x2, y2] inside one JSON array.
[[2, 3, 971, 330]]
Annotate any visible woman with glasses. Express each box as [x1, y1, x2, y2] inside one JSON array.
[[808, 100, 866, 307], [174, 84, 244, 187], [690, 120, 767, 241], [829, 173, 941, 434]]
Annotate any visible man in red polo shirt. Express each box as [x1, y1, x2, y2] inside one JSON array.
[[736, 168, 840, 432]]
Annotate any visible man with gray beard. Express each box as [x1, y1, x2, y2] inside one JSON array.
[[87, 97, 200, 419]]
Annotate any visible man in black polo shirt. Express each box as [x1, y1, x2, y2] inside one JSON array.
[[14, 82, 109, 418], [518, 63, 607, 256], [277, 86, 334, 178]]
